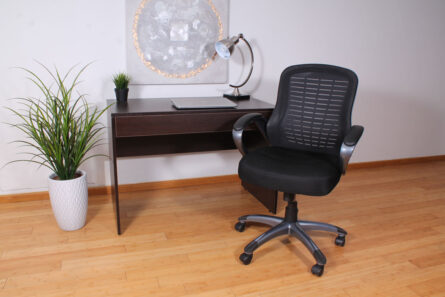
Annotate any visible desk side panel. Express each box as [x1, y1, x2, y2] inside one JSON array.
[[109, 115, 122, 234]]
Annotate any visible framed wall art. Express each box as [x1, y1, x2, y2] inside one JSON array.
[[126, 0, 229, 84]]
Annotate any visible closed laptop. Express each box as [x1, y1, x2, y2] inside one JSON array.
[[171, 97, 237, 109]]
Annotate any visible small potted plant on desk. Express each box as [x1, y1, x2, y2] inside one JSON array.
[[7, 63, 111, 231], [113, 73, 130, 102]]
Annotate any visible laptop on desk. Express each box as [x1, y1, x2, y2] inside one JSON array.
[[171, 97, 237, 109]]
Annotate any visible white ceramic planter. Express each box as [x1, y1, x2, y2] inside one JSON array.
[[48, 170, 88, 231]]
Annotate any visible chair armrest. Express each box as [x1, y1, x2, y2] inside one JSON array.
[[344, 125, 364, 146], [340, 125, 364, 174], [232, 113, 268, 155]]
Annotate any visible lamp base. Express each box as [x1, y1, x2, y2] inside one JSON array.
[[223, 93, 250, 101]]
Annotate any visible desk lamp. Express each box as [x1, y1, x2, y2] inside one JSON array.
[[215, 33, 254, 100]]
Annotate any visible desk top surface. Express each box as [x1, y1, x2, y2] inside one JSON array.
[[107, 97, 274, 116]]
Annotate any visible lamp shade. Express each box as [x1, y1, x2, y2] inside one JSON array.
[[215, 42, 232, 59], [215, 35, 240, 59]]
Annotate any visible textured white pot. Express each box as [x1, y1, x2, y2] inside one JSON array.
[[48, 170, 88, 231]]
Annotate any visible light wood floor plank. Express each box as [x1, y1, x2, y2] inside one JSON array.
[[0, 160, 444, 296]]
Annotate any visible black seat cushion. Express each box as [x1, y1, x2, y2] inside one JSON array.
[[239, 146, 342, 196]]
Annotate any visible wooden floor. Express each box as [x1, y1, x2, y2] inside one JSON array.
[[1, 160, 444, 297]]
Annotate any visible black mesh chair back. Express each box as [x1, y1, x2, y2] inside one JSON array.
[[267, 64, 358, 156]]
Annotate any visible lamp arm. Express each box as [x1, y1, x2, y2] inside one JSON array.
[[229, 35, 254, 89]]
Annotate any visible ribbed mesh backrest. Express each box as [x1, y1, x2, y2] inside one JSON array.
[[267, 64, 358, 155]]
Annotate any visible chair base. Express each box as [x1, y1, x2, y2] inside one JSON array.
[[236, 193, 347, 276]]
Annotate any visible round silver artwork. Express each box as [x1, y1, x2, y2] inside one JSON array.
[[133, 0, 223, 79]]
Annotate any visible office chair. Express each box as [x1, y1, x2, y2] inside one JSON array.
[[232, 64, 364, 276]]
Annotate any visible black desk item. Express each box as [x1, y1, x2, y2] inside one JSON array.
[[108, 97, 274, 235], [231, 64, 364, 276]]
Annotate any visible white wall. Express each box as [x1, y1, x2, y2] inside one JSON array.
[[1, 0, 444, 195]]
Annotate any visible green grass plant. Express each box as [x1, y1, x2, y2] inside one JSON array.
[[112, 73, 130, 89], [7, 63, 112, 180]]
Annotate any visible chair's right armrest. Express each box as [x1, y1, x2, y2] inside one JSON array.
[[340, 125, 364, 174], [232, 113, 268, 156]]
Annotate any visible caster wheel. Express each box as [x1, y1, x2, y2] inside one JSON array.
[[239, 253, 252, 265], [311, 264, 324, 276], [335, 235, 346, 247], [235, 222, 246, 232]]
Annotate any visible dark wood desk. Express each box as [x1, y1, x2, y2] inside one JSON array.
[[108, 98, 274, 234]]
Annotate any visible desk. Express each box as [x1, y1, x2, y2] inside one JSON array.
[[108, 98, 274, 234]]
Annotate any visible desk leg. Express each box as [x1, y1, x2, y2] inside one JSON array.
[[110, 119, 122, 235]]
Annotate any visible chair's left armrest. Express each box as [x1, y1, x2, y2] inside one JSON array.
[[233, 113, 268, 155], [340, 125, 364, 174]]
